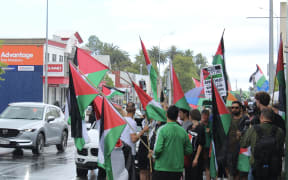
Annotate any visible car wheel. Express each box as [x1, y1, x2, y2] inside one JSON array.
[[76, 167, 88, 177], [32, 133, 44, 155], [12, 148, 23, 156], [56, 130, 68, 152]]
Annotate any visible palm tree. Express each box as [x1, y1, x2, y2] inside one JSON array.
[[148, 46, 168, 65], [167, 45, 182, 61]]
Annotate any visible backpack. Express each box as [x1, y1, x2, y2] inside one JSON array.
[[252, 125, 282, 178]]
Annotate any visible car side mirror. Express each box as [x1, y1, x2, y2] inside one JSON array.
[[47, 116, 55, 122]]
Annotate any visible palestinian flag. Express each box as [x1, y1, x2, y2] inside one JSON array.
[[237, 147, 251, 172], [276, 34, 286, 113], [209, 140, 218, 178], [98, 96, 127, 180], [192, 77, 201, 88], [102, 85, 125, 99], [140, 38, 158, 100], [212, 34, 231, 93], [93, 95, 103, 120], [210, 78, 231, 178], [133, 81, 166, 122], [74, 47, 109, 87], [170, 63, 190, 111], [249, 64, 269, 92], [69, 62, 99, 150]]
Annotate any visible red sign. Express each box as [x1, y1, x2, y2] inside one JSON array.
[[48, 64, 63, 72]]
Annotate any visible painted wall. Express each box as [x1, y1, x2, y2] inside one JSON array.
[[0, 45, 44, 112]]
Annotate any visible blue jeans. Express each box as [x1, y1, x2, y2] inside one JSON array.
[[248, 168, 253, 180]]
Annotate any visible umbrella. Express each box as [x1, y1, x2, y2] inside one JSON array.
[[185, 87, 203, 105]]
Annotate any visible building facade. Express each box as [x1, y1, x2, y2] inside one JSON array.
[[0, 32, 83, 112]]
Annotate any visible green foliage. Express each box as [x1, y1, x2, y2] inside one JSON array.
[[172, 54, 200, 92], [0, 61, 7, 81], [194, 53, 208, 74], [103, 74, 114, 87], [85, 35, 208, 94], [0, 39, 6, 81], [148, 46, 168, 65], [86, 35, 130, 71]]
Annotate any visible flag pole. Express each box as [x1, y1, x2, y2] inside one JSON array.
[[146, 119, 153, 176], [271, 76, 277, 106]]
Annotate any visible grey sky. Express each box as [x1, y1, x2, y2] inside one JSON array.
[[0, 0, 285, 91]]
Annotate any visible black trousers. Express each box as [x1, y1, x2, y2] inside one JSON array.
[[152, 170, 182, 180]]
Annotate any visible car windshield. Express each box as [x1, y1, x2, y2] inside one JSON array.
[[0, 106, 44, 120]]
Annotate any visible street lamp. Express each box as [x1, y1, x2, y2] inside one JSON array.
[[246, 1, 275, 94], [158, 32, 174, 103]]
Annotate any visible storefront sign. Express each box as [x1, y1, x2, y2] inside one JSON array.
[[0, 45, 44, 65]]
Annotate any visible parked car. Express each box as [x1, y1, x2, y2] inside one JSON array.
[[75, 121, 99, 177], [0, 102, 69, 155]]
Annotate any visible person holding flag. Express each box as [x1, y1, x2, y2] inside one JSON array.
[[120, 102, 149, 180], [149, 105, 192, 180]]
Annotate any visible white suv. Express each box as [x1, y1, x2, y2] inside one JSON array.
[[75, 121, 99, 177]]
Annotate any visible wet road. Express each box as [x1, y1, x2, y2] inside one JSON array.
[[0, 137, 98, 180]]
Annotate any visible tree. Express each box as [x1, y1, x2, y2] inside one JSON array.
[[0, 39, 6, 82], [148, 46, 168, 65], [85, 35, 103, 55], [172, 54, 199, 92], [85, 35, 131, 71], [184, 49, 193, 57], [134, 50, 159, 75], [194, 53, 208, 74], [103, 74, 114, 87], [0, 62, 7, 81]]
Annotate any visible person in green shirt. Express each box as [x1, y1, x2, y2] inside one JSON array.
[[240, 108, 284, 180], [149, 105, 193, 180]]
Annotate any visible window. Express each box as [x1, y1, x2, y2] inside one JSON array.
[[46, 53, 50, 62], [59, 55, 63, 62], [52, 54, 57, 62], [51, 107, 60, 118], [45, 108, 53, 120]]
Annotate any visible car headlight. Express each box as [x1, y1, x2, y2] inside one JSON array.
[[20, 128, 36, 133]]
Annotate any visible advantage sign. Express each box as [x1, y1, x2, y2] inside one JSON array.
[[201, 65, 226, 98]]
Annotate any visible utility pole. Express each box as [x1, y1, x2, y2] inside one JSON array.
[[269, 0, 274, 94], [283, 1, 288, 179], [44, 0, 49, 103], [168, 60, 172, 105]]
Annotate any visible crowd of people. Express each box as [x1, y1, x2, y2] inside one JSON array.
[[94, 91, 286, 180]]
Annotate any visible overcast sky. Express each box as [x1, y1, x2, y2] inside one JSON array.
[[1, 0, 286, 91]]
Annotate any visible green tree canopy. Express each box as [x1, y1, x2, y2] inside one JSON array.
[[103, 74, 114, 87], [85, 35, 130, 71], [0, 62, 7, 81], [171, 54, 200, 92]]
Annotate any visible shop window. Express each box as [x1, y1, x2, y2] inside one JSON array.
[[46, 53, 50, 62], [59, 55, 64, 62], [52, 54, 57, 62]]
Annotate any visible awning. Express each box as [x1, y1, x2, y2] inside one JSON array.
[[42, 77, 69, 85]]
